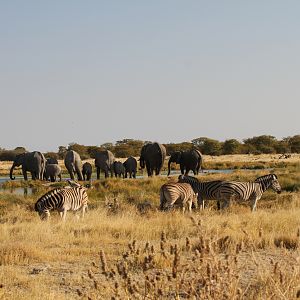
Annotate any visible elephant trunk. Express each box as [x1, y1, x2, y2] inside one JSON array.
[[167, 160, 172, 176], [10, 163, 16, 180]]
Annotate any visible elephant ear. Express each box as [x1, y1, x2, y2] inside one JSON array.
[[67, 180, 81, 188]]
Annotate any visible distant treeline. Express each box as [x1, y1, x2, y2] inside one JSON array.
[[1, 135, 300, 161]]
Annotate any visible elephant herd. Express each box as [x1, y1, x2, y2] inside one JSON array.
[[9, 142, 203, 182]]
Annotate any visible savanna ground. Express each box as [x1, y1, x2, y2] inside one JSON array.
[[0, 154, 300, 299]]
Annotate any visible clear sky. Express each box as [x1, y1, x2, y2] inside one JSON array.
[[0, 1, 299, 152]]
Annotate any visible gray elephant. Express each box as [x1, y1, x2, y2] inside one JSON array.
[[45, 164, 62, 182], [64, 150, 83, 181], [94, 150, 115, 179], [113, 161, 125, 178], [82, 162, 92, 181], [123, 156, 137, 178], [139, 142, 166, 176], [167, 149, 203, 176], [10, 151, 46, 180], [46, 157, 58, 165]]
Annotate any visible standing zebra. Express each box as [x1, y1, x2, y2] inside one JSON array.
[[160, 182, 198, 213], [213, 174, 282, 211], [179, 174, 281, 211], [34, 181, 88, 221], [178, 175, 225, 209]]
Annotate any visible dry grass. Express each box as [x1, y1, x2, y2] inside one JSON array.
[[0, 156, 300, 299]]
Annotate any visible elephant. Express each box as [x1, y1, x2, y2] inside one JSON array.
[[46, 157, 58, 165], [64, 150, 83, 181], [44, 164, 62, 182], [167, 149, 203, 176], [82, 162, 92, 181], [94, 150, 115, 179], [139, 142, 166, 177], [10, 151, 46, 180], [123, 156, 137, 178], [113, 161, 125, 178]]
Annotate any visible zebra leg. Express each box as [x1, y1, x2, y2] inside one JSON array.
[[82, 205, 87, 218], [60, 210, 67, 221], [250, 198, 258, 212]]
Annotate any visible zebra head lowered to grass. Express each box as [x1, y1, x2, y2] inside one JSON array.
[[160, 182, 198, 213], [34, 180, 88, 221]]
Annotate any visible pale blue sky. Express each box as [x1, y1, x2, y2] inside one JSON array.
[[0, 1, 299, 152]]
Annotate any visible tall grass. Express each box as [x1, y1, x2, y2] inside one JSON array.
[[0, 163, 299, 299]]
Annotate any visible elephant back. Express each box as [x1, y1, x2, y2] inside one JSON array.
[[193, 149, 203, 163], [124, 156, 137, 170], [82, 162, 92, 172], [64, 150, 82, 165], [46, 157, 58, 165], [141, 142, 166, 170], [95, 150, 115, 168], [155, 143, 166, 170]]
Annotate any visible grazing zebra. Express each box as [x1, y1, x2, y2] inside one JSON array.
[[160, 182, 198, 213], [214, 174, 282, 211], [34, 181, 88, 221], [178, 175, 225, 209], [179, 174, 281, 211]]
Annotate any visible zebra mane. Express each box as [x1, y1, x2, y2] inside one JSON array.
[[178, 175, 199, 182], [254, 174, 277, 182], [37, 187, 63, 200]]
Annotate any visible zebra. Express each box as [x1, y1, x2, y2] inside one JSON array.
[[179, 174, 281, 211], [160, 182, 198, 213], [34, 181, 88, 221], [178, 175, 225, 209]]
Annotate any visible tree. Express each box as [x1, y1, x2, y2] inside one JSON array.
[[222, 139, 242, 154], [243, 135, 277, 154], [58, 146, 67, 159], [288, 135, 300, 153], [192, 137, 222, 155]]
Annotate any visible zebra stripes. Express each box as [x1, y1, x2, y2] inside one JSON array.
[[160, 182, 198, 213], [178, 175, 225, 209], [178, 174, 281, 211], [34, 181, 88, 220], [214, 174, 281, 211]]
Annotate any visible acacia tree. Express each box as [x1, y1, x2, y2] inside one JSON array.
[[192, 137, 222, 155], [243, 135, 277, 154], [288, 135, 300, 153], [222, 139, 242, 154]]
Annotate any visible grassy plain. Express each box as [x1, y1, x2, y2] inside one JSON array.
[[0, 154, 299, 299]]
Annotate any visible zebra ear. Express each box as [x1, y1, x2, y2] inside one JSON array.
[[67, 180, 81, 188]]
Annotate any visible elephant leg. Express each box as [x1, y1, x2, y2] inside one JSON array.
[[59, 174, 62, 181], [146, 162, 152, 176], [185, 168, 191, 176], [75, 165, 83, 181], [104, 169, 109, 178], [96, 167, 100, 180], [66, 165, 75, 180], [180, 164, 185, 175], [22, 168, 28, 180], [50, 176, 55, 182]]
